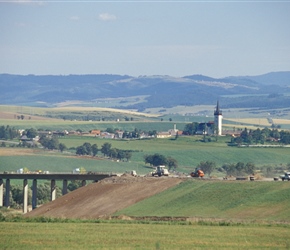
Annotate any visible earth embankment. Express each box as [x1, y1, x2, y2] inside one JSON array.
[[25, 175, 183, 219]]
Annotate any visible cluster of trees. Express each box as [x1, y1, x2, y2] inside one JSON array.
[[221, 162, 255, 176], [182, 122, 216, 136], [144, 153, 178, 170], [194, 161, 255, 177], [0, 127, 41, 141], [0, 125, 18, 140], [100, 142, 132, 161], [76, 142, 98, 156], [16, 115, 25, 120], [39, 136, 67, 152], [232, 127, 290, 145], [182, 122, 201, 135], [76, 142, 133, 162]]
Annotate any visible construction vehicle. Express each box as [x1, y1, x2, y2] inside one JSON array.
[[131, 170, 137, 177], [280, 172, 290, 181], [190, 168, 204, 178], [151, 165, 169, 177]]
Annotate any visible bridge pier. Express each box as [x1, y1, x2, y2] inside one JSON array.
[[82, 180, 86, 187], [51, 179, 56, 201], [5, 179, 10, 208], [0, 179, 3, 206], [23, 179, 28, 214], [32, 179, 37, 209], [62, 179, 68, 195]]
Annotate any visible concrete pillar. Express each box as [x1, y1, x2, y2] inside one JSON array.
[[5, 179, 10, 208], [81, 180, 86, 187], [0, 179, 3, 207], [23, 179, 28, 214], [62, 179, 68, 195], [32, 179, 37, 210], [51, 179, 56, 201]]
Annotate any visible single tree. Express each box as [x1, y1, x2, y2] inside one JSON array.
[[83, 142, 92, 155], [58, 143, 67, 153], [167, 157, 178, 171], [92, 144, 98, 156], [198, 161, 216, 177], [76, 145, 86, 155], [144, 153, 167, 166], [117, 150, 126, 161], [124, 151, 132, 162], [235, 162, 245, 175], [245, 162, 255, 175], [109, 148, 118, 158], [25, 128, 38, 139], [101, 142, 112, 157]]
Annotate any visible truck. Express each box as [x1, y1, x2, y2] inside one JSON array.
[[190, 168, 204, 178], [280, 172, 290, 181], [130, 170, 137, 177], [151, 165, 169, 177]]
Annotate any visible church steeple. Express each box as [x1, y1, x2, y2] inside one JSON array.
[[214, 100, 223, 136], [214, 100, 222, 116]]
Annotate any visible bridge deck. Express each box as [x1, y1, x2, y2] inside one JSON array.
[[0, 173, 115, 181]]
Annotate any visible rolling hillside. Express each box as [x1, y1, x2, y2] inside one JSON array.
[[1, 72, 290, 110]]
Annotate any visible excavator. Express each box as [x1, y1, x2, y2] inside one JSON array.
[[190, 168, 204, 178]]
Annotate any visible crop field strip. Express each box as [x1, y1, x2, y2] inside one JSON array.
[[1, 221, 290, 249]]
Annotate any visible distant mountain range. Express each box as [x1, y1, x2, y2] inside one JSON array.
[[1, 72, 290, 110]]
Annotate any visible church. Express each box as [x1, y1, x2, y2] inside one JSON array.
[[196, 101, 223, 135]]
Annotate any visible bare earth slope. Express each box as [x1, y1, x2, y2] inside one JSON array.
[[25, 175, 183, 219]]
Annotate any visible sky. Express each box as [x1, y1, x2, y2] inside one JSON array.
[[0, 0, 290, 78]]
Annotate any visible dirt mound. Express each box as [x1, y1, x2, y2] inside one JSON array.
[[25, 176, 183, 219]]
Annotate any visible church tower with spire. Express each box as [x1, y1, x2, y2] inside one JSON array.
[[214, 101, 223, 135]]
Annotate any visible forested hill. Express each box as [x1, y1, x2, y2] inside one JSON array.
[[1, 72, 290, 110]]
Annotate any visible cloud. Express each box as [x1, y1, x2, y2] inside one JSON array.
[[98, 13, 117, 22], [15, 22, 27, 27], [70, 16, 80, 21], [9, 0, 45, 5]]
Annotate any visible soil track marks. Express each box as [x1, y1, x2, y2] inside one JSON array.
[[25, 175, 183, 219]]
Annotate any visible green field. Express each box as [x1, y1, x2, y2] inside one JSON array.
[[2, 105, 290, 249], [1, 104, 290, 176], [1, 180, 290, 249], [0, 118, 186, 132], [1, 220, 290, 249], [1, 135, 290, 175], [114, 180, 290, 222]]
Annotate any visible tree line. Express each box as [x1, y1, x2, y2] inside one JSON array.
[[232, 127, 290, 145], [76, 142, 132, 162], [195, 161, 255, 177], [0, 125, 18, 140]]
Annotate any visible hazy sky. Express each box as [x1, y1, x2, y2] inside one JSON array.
[[1, 1, 290, 78]]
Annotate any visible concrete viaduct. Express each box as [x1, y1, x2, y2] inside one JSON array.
[[0, 173, 114, 214]]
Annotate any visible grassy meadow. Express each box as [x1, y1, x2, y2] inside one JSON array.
[[1, 220, 290, 249], [114, 180, 290, 222]]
